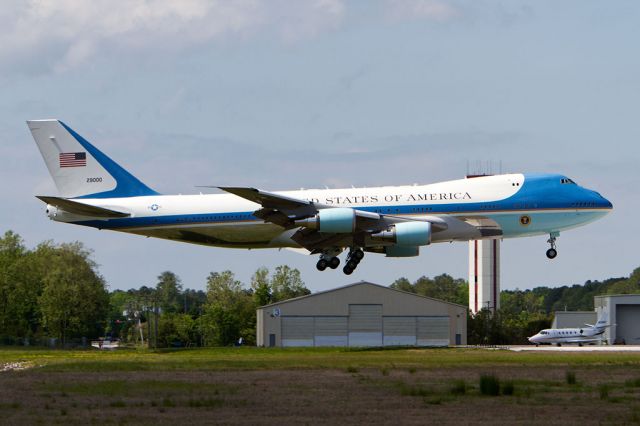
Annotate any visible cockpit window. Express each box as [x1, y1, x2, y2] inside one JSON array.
[[560, 178, 576, 185]]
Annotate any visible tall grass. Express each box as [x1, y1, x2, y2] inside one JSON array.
[[479, 374, 500, 396]]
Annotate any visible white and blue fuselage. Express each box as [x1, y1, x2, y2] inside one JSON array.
[[51, 173, 611, 249], [28, 119, 612, 272]]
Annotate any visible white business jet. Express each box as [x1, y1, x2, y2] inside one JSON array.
[[528, 313, 612, 346]]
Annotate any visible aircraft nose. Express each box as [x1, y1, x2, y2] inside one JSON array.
[[585, 188, 613, 210], [601, 195, 613, 209], [593, 191, 613, 209]]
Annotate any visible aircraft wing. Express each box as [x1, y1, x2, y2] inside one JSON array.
[[36, 196, 130, 218], [219, 186, 448, 251], [219, 187, 312, 211]]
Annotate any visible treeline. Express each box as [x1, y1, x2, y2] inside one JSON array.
[[392, 266, 640, 345], [2, 230, 639, 347], [0, 231, 309, 347], [109, 266, 309, 347], [0, 231, 109, 345]]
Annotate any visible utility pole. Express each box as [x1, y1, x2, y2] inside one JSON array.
[[154, 304, 159, 349], [147, 305, 151, 349]]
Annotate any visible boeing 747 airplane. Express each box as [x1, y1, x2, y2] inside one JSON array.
[[28, 120, 613, 275]]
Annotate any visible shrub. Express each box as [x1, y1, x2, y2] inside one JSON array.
[[566, 371, 577, 385], [450, 380, 466, 395], [502, 381, 515, 395], [625, 378, 640, 387], [479, 374, 500, 396], [599, 384, 609, 400]]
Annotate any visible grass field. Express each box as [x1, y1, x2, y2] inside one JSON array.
[[1, 347, 640, 424]]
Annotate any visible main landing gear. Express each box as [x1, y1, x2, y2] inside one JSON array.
[[315, 248, 365, 275], [316, 255, 340, 271], [343, 248, 364, 275], [546, 232, 559, 259]]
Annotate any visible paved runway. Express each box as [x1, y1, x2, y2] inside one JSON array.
[[508, 345, 640, 352]]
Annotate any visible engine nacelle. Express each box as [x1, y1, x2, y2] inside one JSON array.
[[372, 222, 432, 246], [295, 208, 356, 233]]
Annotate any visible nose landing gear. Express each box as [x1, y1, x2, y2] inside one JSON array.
[[546, 232, 559, 259]]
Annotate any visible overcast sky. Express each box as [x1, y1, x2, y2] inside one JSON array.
[[1, 0, 638, 293]]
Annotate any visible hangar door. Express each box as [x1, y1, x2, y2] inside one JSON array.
[[281, 317, 314, 347], [383, 317, 416, 346], [615, 305, 640, 344], [314, 317, 348, 347], [417, 317, 450, 346], [281, 316, 348, 347], [349, 304, 382, 347]]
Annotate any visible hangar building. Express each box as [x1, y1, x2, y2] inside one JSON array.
[[551, 295, 640, 344], [595, 294, 640, 344], [256, 281, 467, 348], [552, 311, 597, 329]]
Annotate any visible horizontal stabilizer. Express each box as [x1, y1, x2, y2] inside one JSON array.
[[36, 196, 130, 218]]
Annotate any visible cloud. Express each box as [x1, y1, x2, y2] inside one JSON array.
[[385, 0, 459, 22], [0, 0, 346, 73]]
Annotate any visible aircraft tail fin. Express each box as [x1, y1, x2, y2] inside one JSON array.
[[587, 309, 611, 329], [27, 120, 159, 199]]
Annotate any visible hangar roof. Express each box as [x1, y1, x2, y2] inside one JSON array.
[[258, 280, 467, 310]]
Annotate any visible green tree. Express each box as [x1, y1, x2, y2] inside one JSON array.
[[38, 242, 109, 343], [607, 268, 640, 294], [0, 231, 38, 342], [390, 274, 468, 305], [390, 277, 413, 293], [251, 267, 271, 307], [106, 290, 136, 340], [155, 271, 183, 313], [182, 288, 207, 316], [270, 265, 309, 302], [157, 313, 197, 347], [201, 271, 254, 346]]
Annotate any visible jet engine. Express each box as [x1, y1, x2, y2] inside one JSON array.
[[372, 221, 432, 246], [295, 208, 356, 233]]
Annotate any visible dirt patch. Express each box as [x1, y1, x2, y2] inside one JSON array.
[[0, 366, 639, 424]]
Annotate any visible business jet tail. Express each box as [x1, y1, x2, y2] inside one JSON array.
[[27, 119, 158, 199]]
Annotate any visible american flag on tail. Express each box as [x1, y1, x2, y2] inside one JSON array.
[[59, 152, 86, 168]]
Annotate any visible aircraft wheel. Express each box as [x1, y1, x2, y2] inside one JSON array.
[[343, 265, 354, 275], [347, 259, 358, 270], [329, 257, 340, 269], [546, 248, 558, 259], [316, 259, 328, 271], [353, 250, 364, 260]]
